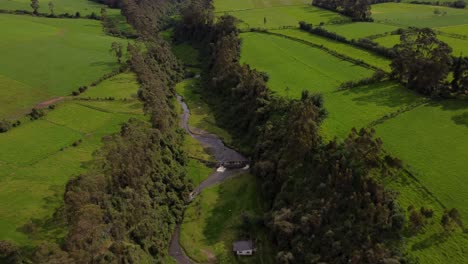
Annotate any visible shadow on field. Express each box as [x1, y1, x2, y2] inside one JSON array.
[[452, 112, 468, 127], [338, 81, 420, 108], [89, 61, 115, 67], [411, 232, 451, 251]]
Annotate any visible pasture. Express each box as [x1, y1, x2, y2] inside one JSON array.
[[214, 0, 309, 12], [375, 100, 468, 223], [371, 3, 468, 28], [225, 5, 348, 30], [0, 0, 119, 16], [271, 29, 392, 71], [0, 14, 127, 118], [240, 32, 374, 96], [0, 73, 143, 245], [436, 24, 468, 37], [322, 22, 399, 39], [180, 174, 269, 264]]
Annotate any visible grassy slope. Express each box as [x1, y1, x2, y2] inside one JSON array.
[[271, 29, 392, 71], [214, 0, 310, 12], [0, 0, 120, 16], [180, 174, 272, 264], [323, 22, 399, 39], [436, 24, 468, 37], [240, 32, 374, 96], [0, 14, 127, 118], [371, 3, 468, 28], [0, 73, 143, 246], [226, 5, 348, 30]]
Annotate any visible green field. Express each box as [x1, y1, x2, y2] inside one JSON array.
[[271, 29, 392, 71], [0, 0, 119, 16], [436, 24, 468, 37], [225, 5, 348, 30], [323, 22, 399, 39], [180, 174, 271, 264], [0, 14, 127, 118], [240, 32, 374, 97], [372, 3, 468, 28], [214, 0, 309, 12], [0, 73, 143, 246]]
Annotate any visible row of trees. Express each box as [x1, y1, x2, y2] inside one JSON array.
[[176, 1, 406, 262], [312, 0, 372, 21], [391, 27, 468, 96], [0, 0, 191, 263]]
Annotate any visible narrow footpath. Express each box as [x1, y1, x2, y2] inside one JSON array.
[[169, 94, 249, 264]]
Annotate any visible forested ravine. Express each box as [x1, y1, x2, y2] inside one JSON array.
[[169, 90, 249, 264]]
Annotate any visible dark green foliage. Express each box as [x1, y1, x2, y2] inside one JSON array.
[[30, 0, 39, 14], [29, 108, 45, 120], [0, 119, 12, 133], [177, 3, 405, 262], [391, 28, 453, 96], [451, 56, 468, 93], [0, 240, 23, 263], [312, 0, 372, 21], [441, 208, 463, 232]]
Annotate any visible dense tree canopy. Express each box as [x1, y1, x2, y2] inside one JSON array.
[[391, 28, 452, 96], [312, 0, 372, 21]]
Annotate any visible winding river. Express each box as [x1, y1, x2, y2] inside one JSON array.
[[169, 94, 248, 264]]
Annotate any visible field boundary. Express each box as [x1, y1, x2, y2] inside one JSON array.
[[214, 3, 313, 14], [247, 30, 385, 72]]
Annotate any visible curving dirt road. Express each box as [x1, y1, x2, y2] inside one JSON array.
[[169, 95, 248, 263]]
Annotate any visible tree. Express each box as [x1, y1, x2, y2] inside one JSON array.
[[391, 28, 452, 96], [110, 42, 123, 64], [48, 1, 54, 15], [30, 0, 40, 15], [0, 120, 12, 133]]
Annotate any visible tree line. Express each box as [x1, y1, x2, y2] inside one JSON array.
[[312, 0, 373, 21], [0, 0, 192, 263], [175, 1, 409, 262]]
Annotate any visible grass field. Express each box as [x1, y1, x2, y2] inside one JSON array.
[[371, 3, 468, 28], [225, 5, 349, 30], [0, 73, 143, 246], [323, 22, 399, 39], [436, 24, 468, 37], [374, 100, 468, 222], [180, 174, 272, 264], [240, 32, 374, 97], [271, 29, 392, 71], [0, 0, 120, 16], [214, 0, 310, 12], [0, 14, 127, 118]]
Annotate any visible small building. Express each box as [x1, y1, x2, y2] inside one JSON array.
[[233, 240, 254, 256]]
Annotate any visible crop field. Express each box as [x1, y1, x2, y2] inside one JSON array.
[[180, 174, 269, 264], [271, 29, 392, 71], [0, 14, 126, 118], [322, 22, 399, 39], [371, 3, 468, 28], [0, 0, 119, 16], [214, 0, 309, 12], [225, 5, 348, 30], [240, 32, 374, 96], [0, 73, 143, 245]]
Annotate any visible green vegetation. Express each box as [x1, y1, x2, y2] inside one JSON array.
[[172, 43, 200, 66], [175, 79, 232, 144], [436, 24, 468, 37], [214, 0, 309, 12], [322, 22, 398, 39], [240, 32, 374, 96], [371, 3, 468, 28], [0, 73, 143, 245], [79, 72, 138, 99], [180, 174, 269, 264], [271, 28, 391, 71], [374, 33, 400, 47], [375, 100, 468, 222], [438, 35, 468, 56], [0, 14, 127, 118], [225, 5, 348, 30], [0, 0, 119, 16]]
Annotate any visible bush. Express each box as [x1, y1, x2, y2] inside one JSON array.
[[29, 108, 46, 120], [420, 207, 434, 218], [0, 119, 12, 133], [71, 139, 83, 147], [48, 104, 56, 110], [78, 86, 88, 93]]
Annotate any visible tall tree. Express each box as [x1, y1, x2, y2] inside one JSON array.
[[48, 1, 54, 15], [30, 0, 40, 14], [391, 28, 452, 96]]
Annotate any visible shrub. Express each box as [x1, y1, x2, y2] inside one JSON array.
[[0, 119, 12, 133], [29, 108, 46, 120], [420, 207, 434, 218], [71, 139, 83, 147], [48, 104, 56, 110], [72, 91, 80, 96], [78, 86, 88, 93]]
